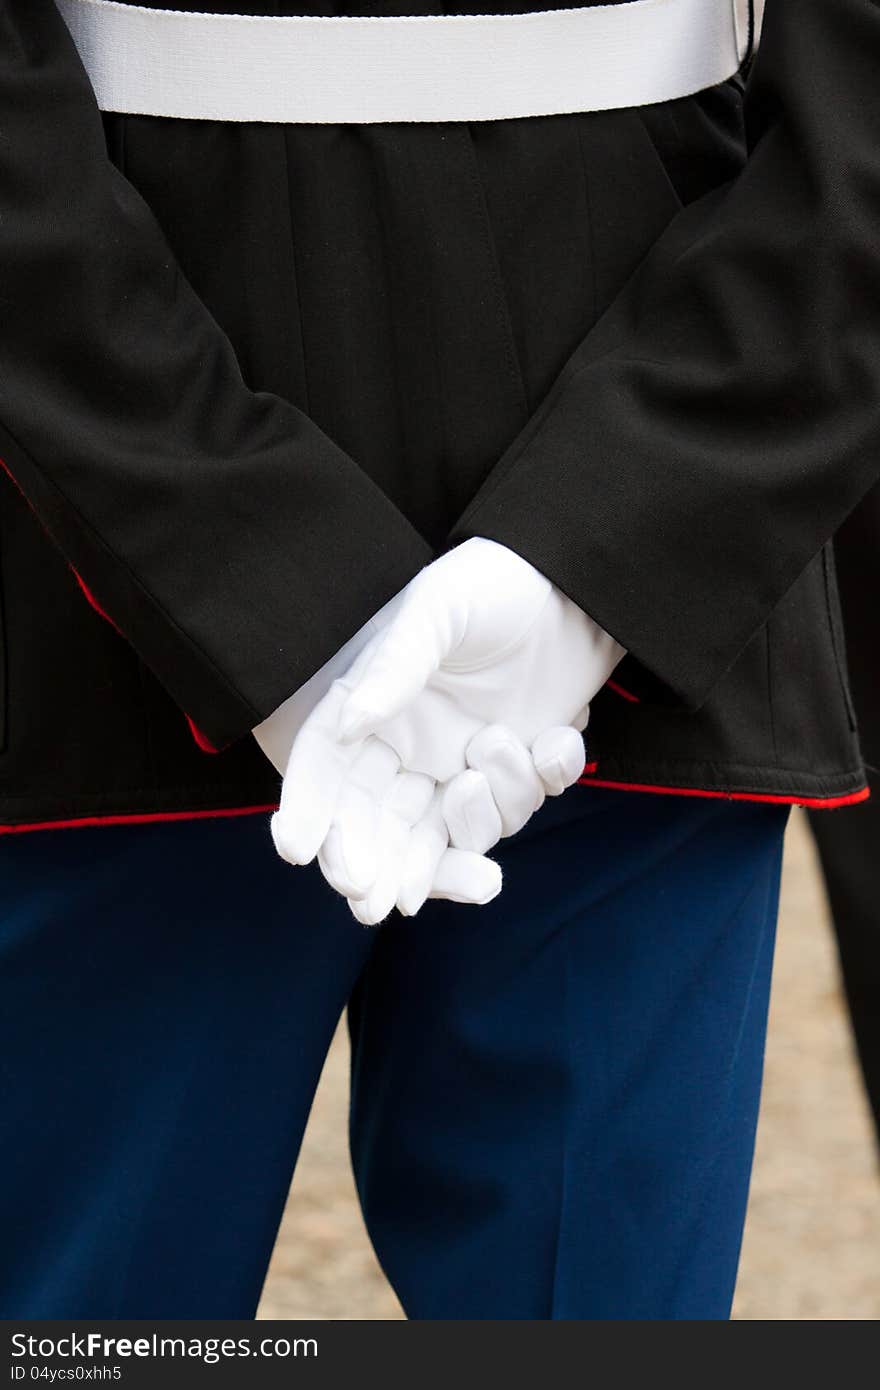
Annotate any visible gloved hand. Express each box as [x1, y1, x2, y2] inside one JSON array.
[[264, 628, 505, 919], [317, 738, 505, 925], [333, 538, 624, 780], [311, 720, 589, 924], [270, 538, 625, 921]]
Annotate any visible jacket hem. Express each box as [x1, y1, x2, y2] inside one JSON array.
[[0, 801, 278, 835], [577, 764, 870, 810], [0, 762, 869, 834]]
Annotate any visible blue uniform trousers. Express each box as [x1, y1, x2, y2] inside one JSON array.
[[0, 787, 787, 1319]]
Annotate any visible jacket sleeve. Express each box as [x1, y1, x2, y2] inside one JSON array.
[[0, 0, 431, 749], [450, 0, 880, 710]]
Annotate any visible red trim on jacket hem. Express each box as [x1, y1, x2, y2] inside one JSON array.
[[576, 771, 870, 810], [0, 803, 279, 835], [605, 678, 641, 703], [0, 779, 869, 836]]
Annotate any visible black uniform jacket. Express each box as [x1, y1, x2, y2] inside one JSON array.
[[0, 0, 877, 832]]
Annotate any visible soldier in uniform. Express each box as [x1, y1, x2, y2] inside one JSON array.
[[0, 0, 878, 1318]]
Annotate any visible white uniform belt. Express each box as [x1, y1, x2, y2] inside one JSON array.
[[56, 0, 751, 125]]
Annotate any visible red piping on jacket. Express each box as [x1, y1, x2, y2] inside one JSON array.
[[0, 447, 118, 629], [0, 803, 279, 836], [0, 777, 868, 837], [73, 566, 222, 753], [70, 566, 124, 635], [1, 454, 223, 758], [606, 678, 640, 703], [184, 715, 221, 755], [0, 453, 29, 504], [576, 771, 870, 810]]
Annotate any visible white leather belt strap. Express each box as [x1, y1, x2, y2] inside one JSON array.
[[56, 0, 751, 125]]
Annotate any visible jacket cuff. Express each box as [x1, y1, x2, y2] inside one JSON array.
[[251, 590, 404, 773]]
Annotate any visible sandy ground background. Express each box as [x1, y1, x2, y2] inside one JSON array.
[[257, 809, 880, 1320]]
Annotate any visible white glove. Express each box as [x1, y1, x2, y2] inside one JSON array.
[[254, 599, 498, 913], [270, 539, 624, 921], [312, 735, 503, 924], [265, 630, 503, 919], [334, 538, 624, 779]]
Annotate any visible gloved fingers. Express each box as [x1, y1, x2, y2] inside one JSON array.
[[531, 725, 587, 796], [318, 823, 373, 901], [347, 809, 410, 927], [346, 768, 434, 926], [348, 779, 502, 920], [272, 681, 362, 866], [396, 788, 449, 918], [427, 847, 502, 906], [441, 768, 503, 854], [343, 734, 402, 796], [465, 723, 545, 837], [348, 856, 402, 926], [337, 582, 461, 745], [383, 765, 436, 825], [318, 739, 403, 899]]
